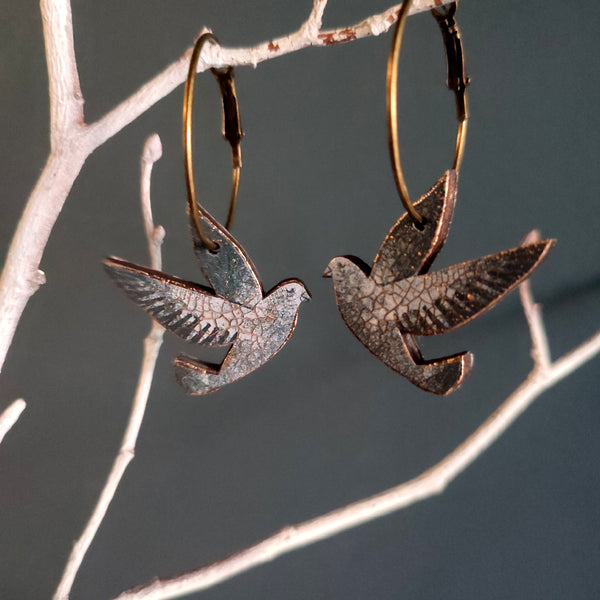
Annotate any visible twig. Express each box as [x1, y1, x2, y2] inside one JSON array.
[[520, 280, 551, 373], [0, 399, 26, 445], [41, 0, 84, 147], [0, 0, 453, 374], [140, 135, 166, 270], [86, 0, 442, 150], [53, 135, 166, 600], [519, 230, 551, 373], [301, 0, 328, 38], [112, 285, 600, 600]]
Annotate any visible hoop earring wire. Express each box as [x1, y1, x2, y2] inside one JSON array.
[[386, 0, 469, 224], [183, 33, 244, 250]]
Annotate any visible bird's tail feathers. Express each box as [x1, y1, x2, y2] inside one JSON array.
[[174, 354, 224, 395]]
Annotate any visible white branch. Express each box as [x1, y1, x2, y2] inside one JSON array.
[[0, 0, 89, 377], [86, 0, 444, 150], [519, 231, 552, 373], [53, 135, 166, 600], [141, 135, 166, 271], [40, 0, 84, 147], [520, 280, 551, 371], [0, 0, 452, 376], [112, 285, 600, 600], [0, 399, 26, 445], [0, 151, 87, 373]]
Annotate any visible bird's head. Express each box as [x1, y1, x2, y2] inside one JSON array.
[[323, 256, 363, 281], [279, 280, 311, 306]]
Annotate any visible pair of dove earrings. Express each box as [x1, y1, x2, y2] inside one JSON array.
[[105, 1, 554, 397]]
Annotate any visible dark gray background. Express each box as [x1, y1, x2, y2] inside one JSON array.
[[1, 1, 599, 599]]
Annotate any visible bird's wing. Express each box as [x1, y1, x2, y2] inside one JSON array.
[[104, 257, 243, 346], [370, 170, 457, 285], [393, 240, 555, 336], [189, 204, 263, 307]]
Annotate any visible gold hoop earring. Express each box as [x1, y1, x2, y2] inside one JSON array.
[[387, 1, 468, 224]]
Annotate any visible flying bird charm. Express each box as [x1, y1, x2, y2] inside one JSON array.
[[324, 171, 554, 395], [104, 206, 310, 395]]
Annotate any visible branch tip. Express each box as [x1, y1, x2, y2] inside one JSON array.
[[143, 134, 163, 163], [521, 229, 541, 246]]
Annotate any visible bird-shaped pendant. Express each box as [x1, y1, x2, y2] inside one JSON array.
[[324, 170, 554, 395], [105, 205, 310, 395]]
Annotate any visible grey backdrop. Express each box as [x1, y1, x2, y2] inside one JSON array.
[[1, 1, 599, 599]]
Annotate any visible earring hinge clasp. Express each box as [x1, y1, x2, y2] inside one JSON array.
[[432, 5, 469, 125], [183, 33, 244, 250], [387, 0, 470, 224], [211, 66, 243, 170], [432, 4, 469, 172]]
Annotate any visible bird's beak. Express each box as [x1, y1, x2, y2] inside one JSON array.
[[301, 290, 311, 303], [323, 265, 332, 278]]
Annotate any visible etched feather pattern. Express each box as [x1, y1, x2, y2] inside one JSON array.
[[103, 257, 244, 346], [173, 284, 308, 395], [393, 241, 553, 336]]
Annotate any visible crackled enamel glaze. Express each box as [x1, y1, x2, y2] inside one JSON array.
[[105, 203, 309, 395], [325, 171, 554, 394]]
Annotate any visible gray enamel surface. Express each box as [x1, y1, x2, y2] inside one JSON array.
[[175, 282, 306, 394], [190, 203, 263, 307], [105, 208, 308, 394]]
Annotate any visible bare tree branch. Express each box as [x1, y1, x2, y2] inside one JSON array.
[[111, 284, 600, 600], [0, 151, 87, 374], [140, 135, 166, 271], [519, 231, 552, 374], [0, 399, 26, 445], [53, 135, 166, 600], [40, 0, 84, 146], [86, 0, 443, 151]]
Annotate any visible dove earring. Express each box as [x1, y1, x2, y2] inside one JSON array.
[[105, 33, 310, 395], [324, 1, 554, 395]]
